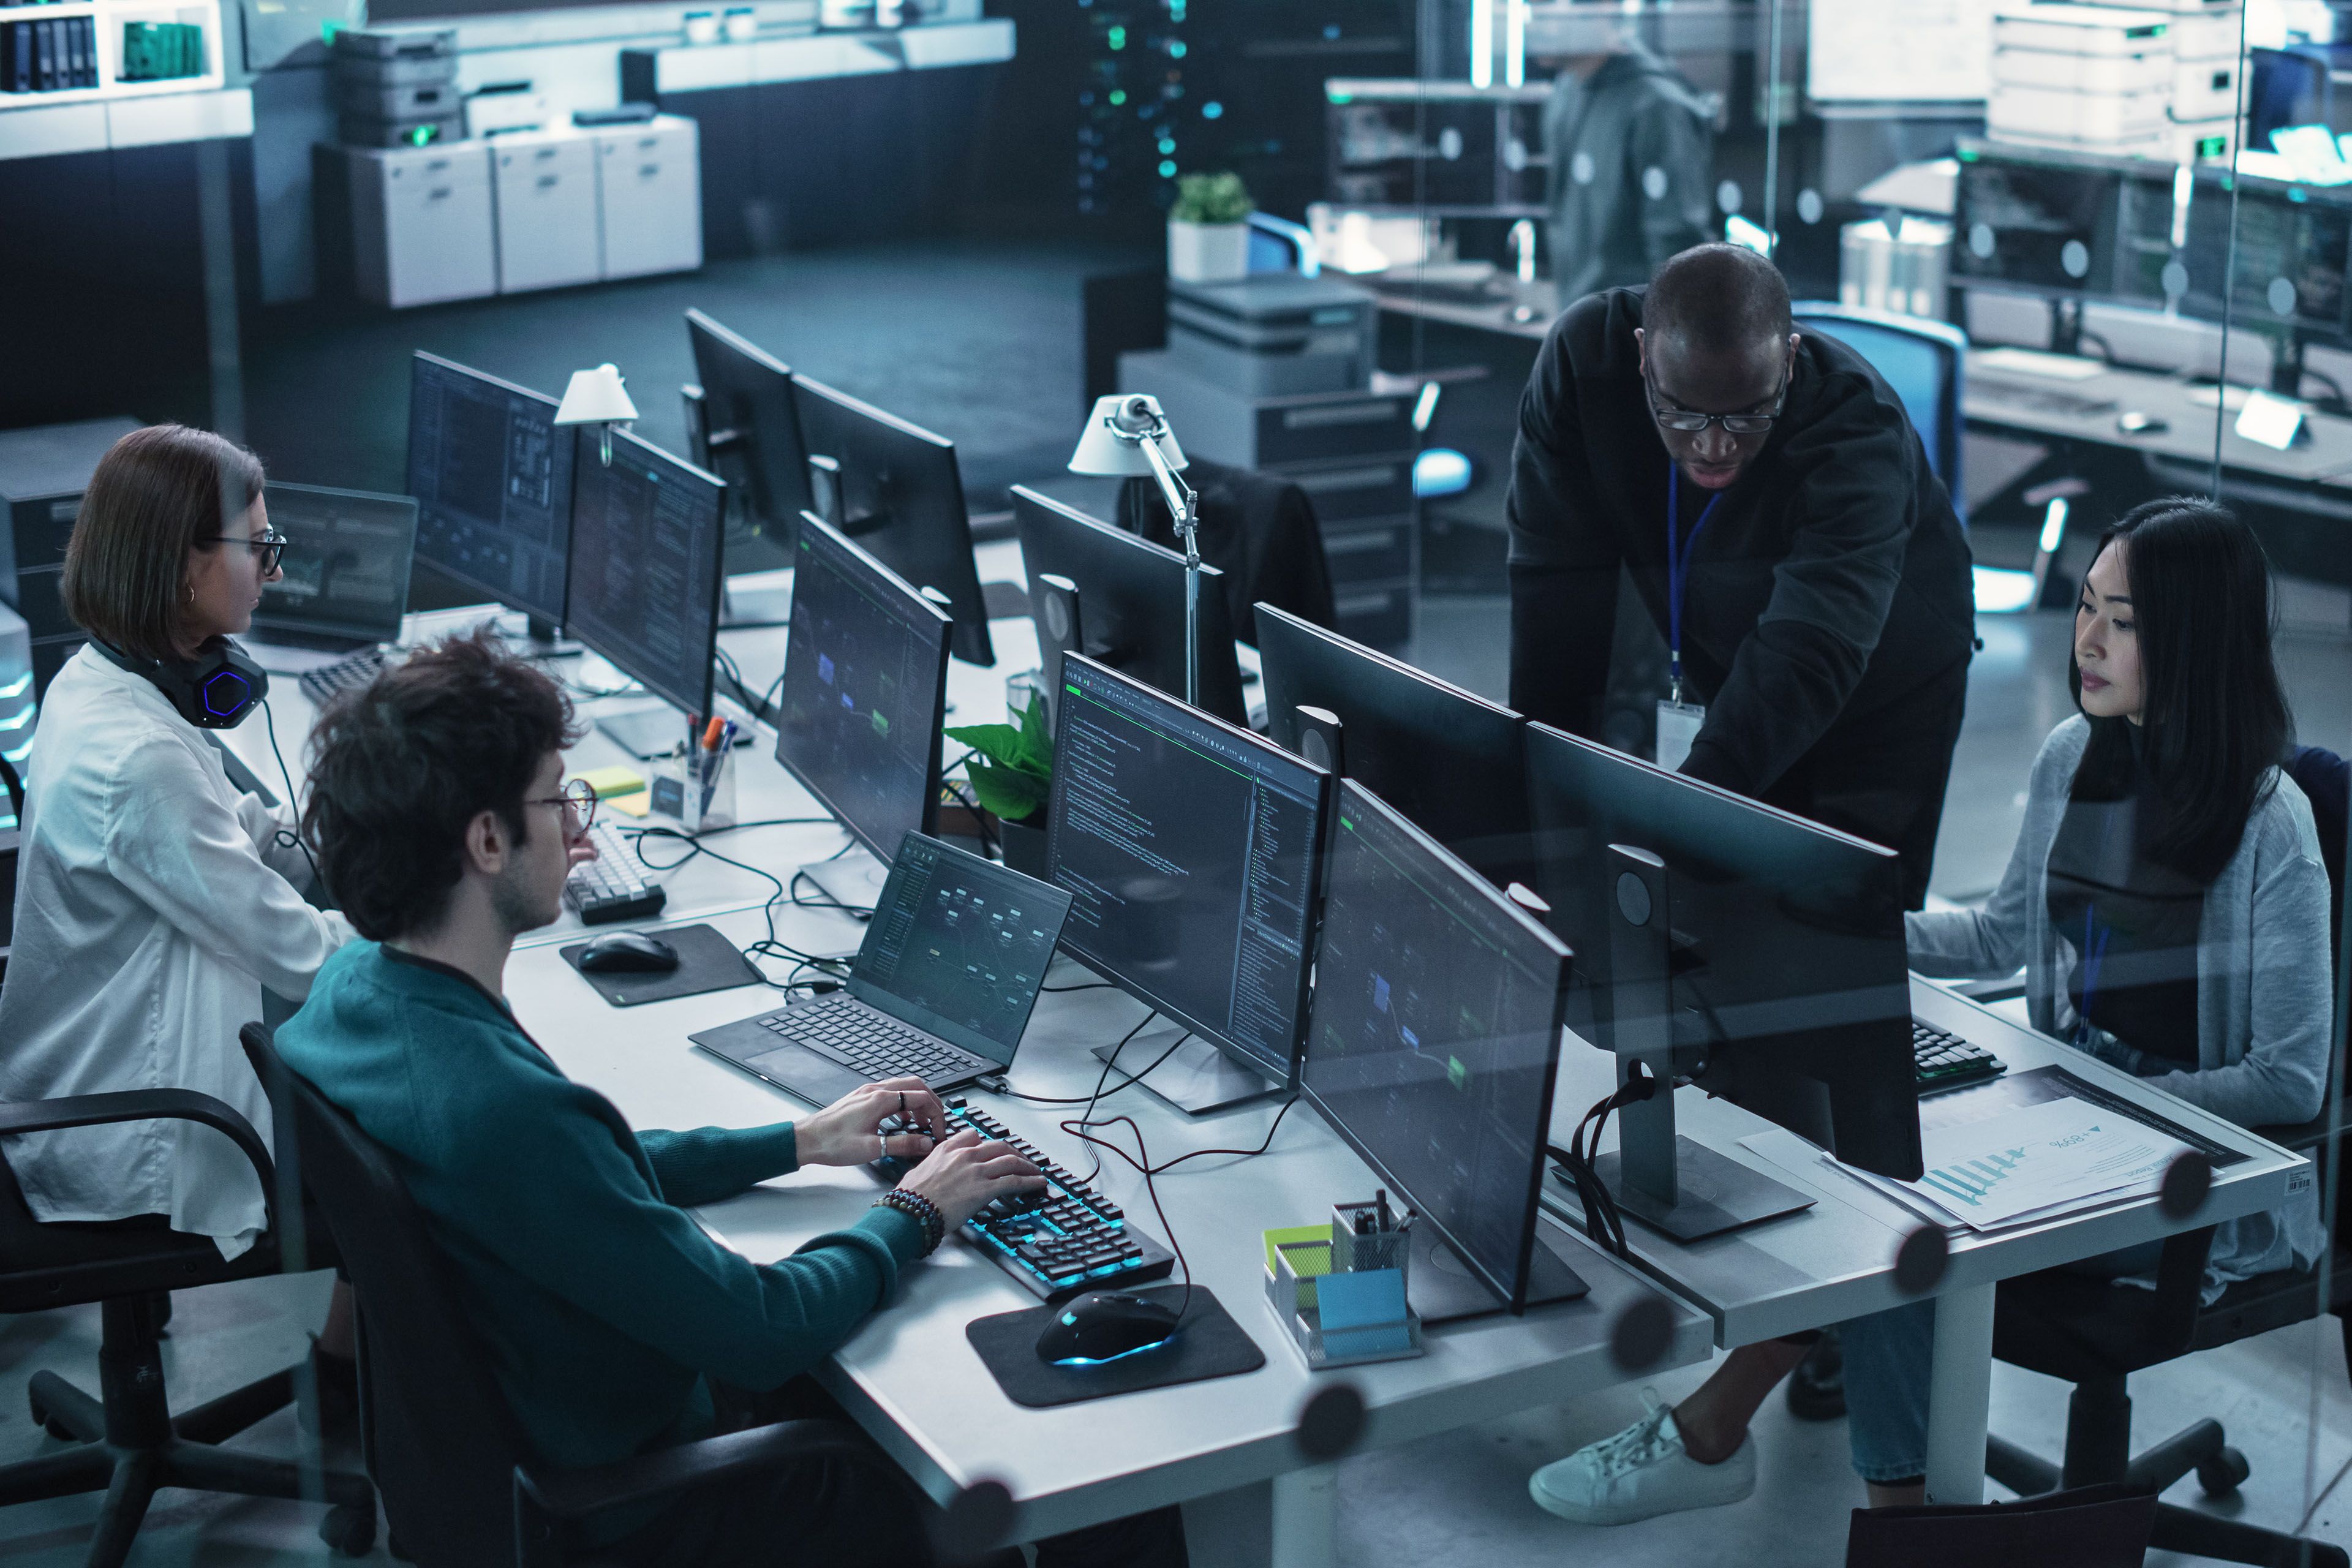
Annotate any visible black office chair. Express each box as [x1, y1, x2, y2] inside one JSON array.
[[238, 1024, 961, 1568], [1118, 459, 1337, 646], [1845, 1481, 2157, 1568], [0, 1087, 376, 1567], [1982, 742, 2352, 1566]]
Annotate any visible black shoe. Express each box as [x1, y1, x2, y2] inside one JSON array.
[[1785, 1327, 1845, 1422]]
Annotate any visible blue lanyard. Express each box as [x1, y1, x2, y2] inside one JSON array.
[[1665, 465, 1724, 704], [2073, 905, 2112, 1047]]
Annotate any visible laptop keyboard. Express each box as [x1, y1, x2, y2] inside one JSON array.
[[1915, 1019, 2005, 1095], [297, 646, 388, 707], [759, 994, 984, 1084], [564, 821, 668, 924]]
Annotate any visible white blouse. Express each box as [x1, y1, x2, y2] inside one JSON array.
[[0, 646, 351, 1255]]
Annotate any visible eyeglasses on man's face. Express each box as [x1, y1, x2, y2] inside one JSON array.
[[1643, 360, 1793, 437], [528, 778, 598, 839]]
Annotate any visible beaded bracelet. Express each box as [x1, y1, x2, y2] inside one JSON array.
[[876, 1188, 946, 1256]]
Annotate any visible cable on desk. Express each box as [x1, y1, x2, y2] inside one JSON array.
[[1548, 1068, 1657, 1261], [1040, 981, 1118, 993], [985, 1015, 1186, 1109], [631, 823, 853, 987], [1054, 1110, 1197, 1328], [712, 646, 786, 730], [790, 869, 875, 921], [259, 698, 322, 887]]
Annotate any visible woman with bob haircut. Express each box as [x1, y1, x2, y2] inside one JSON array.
[[0, 424, 353, 1270], [1530, 496, 2331, 1525]]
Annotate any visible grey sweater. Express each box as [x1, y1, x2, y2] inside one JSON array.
[[1906, 715, 2329, 1295]]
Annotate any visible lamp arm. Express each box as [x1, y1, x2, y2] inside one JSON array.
[[1130, 418, 1201, 707]]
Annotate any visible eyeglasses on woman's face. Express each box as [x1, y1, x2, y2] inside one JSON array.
[[203, 527, 289, 576]]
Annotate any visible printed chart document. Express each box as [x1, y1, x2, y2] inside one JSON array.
[[1821, 1096, 2196, 1232]]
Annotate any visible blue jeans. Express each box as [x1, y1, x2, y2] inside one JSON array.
[[1838, 1242, 2166, 1483]]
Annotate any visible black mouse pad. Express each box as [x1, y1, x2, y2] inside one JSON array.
[[560, 924, 762, 1008], [964, 1285, 1264, 1409]]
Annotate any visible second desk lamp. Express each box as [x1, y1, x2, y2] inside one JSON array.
[[1066, 394, 1204, 707]]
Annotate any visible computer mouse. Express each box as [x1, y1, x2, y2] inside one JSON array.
[[2117, 410, 2168, 435], [578, 931, 680, 974], [1035, 1291, 1182, 1366]]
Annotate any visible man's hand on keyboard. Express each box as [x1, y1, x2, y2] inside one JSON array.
[[794, 1075, 948, 1167], [899, 1128, 1047, 1231]]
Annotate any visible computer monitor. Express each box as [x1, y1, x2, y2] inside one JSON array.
[[563, 428, 726, 740], [2179, 175, 2352, 345], [253, 483, 418, 652], [774, 511, 953, 890], [1299, 778, 1588, 1321], [1256, 603, 1531, 890], [1951, 145, 2128, 301], [685, 309, 813, 535], [1009, 484, 1247, 728], [1046, 653, 1330, 1114], [791, 375, 995, 668], [1523, 722, 1921, 1241], [404, 352, 575, 638]]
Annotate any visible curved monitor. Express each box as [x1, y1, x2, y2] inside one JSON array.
[[1256, 602, 1530, 889], [1009, 485, 1246, 728], [792, 375, 993, 668]]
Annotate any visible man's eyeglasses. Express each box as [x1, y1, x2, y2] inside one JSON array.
[[529, 778, 598, 839], [204, 528, 290, 575], [1644, 363, 1791, 437]]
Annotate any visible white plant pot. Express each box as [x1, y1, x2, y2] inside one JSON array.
[[1168, 220, 1250, 283]]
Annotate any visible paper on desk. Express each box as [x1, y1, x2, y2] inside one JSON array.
[[1831, 1096, 2195, 1232]]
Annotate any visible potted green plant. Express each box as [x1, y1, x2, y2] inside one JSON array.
[[1169, 171, 1254, 284], [946, 690, 1053, 878]]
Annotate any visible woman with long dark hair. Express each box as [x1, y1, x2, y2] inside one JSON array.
[[1529, 496, 2331, 1525]]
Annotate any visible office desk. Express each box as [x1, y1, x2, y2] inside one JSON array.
[[1365, 277, 1559, 344], [1538, 976, 2308, 1504], [499, 905, 1713, 1567]]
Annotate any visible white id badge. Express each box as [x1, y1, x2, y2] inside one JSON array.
[[1655, 700, 1706, 772]]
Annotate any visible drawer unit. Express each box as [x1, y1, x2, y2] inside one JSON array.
[[1321, 516, 1416, 587], [1283, 457, 1413, 524], [347, 143, 496, 309], [494, 132, 600, 293], [595, 117, 702, 280], [1118, 351, 1413, 469]]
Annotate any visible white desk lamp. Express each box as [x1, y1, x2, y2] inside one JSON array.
[[1068, 394, 1203, 706], [556, 363, 639, 466]]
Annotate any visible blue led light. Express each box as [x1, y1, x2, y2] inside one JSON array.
[[1201, 100, 1223, 119], [1048, 1333, 1180, 1368], [1158, 159, 1178, 178]]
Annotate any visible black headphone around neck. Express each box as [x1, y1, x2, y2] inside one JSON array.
[[91, 636, 268, 729]]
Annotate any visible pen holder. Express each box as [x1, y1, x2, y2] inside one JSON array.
[[663, 746, 736, 832], [1264, 1221, 1423, 1371], [1331, 1202, 1409, 1281]]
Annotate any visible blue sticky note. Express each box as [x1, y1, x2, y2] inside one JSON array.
[[1316, 1267, 1407, 1331]]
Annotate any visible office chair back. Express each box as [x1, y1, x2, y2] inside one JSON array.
[[1790, 302, 1967, 517], [1845, 1482, 2156, 1567], [2286, 745, 2348, 968], [243, 1025, 530, 1568]]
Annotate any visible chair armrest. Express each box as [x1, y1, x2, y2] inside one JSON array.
[[514, 1419, 869, 1523], [0, 1088, 274, 1218]]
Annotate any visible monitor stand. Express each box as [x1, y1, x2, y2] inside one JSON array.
[[1409, 1224, 1590, 1326], [595, 704, 692, 761], [511, 615, 582, 658], [720, 575, 793, 628], [799, 847, 889, 915], [1088, 1022, 1280, 1115]]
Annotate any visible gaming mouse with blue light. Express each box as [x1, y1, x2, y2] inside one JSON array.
[[1035, 1292, 1182, 1366]]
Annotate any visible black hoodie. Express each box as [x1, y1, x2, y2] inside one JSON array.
[[1506, 286, 1976, 800]]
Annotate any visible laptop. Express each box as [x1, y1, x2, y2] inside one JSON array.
[[251, 483, 420, 654], [690, 832, 1074, 1106]]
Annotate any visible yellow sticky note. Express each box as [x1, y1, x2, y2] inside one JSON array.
[[605, 790, 652, 818], [1263, 1224, 1332, 1274], [577, 765, 647, 800]]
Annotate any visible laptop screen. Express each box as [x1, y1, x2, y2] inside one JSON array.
[[854, 832, 1073, 1057], [255, 483, 419, 646]]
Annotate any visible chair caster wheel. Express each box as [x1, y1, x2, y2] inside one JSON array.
[[320, 1504, 376, 1557], [2196, 1445, 2250, 1496]]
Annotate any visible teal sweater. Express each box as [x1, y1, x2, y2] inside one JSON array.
[[276, 941, 925, 1473]]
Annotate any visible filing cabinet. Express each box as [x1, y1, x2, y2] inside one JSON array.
[[1118, 350, 1419, 650], [493, 130, 600, 293], [345, 142, 497, 308], [594, 117, 702, 280]]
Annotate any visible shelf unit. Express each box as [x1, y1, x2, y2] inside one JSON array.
[[0, 0, 222, 107]]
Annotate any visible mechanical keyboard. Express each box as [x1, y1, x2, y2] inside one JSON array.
[[297, 646, 388, 707], [882, 1099, 1175, 1302], [749, 995, 985, 1084], [564, 821, 667, 924], [1914, 1019, 2004, 1095]]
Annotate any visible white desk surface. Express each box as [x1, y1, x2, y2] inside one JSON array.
[[1539, 978, 2309, 1348]]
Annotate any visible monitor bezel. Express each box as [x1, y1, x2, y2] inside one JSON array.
[[1298, 777, 1574, 1315], [772, 510, 954, 864], [684, 307, 813, 530], [562, 425, 727, 722], [252, 481, 419, 646], [1045, 652, 1333, 1087], [403, 350, 575, 625]]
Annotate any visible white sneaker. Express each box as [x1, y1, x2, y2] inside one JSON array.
[[1527, 1388, 1757, 1526]]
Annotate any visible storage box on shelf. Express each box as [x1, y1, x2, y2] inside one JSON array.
[[1118, 348, 1420, 651]]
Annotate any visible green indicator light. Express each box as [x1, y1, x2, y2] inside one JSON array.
[[1340, 817, 1354, 831], [1109, 88, 1126, 105], [1107, 25, 1125, 48], [1329, 91, 1352, 105], [1065, 685, 1080, 696]]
